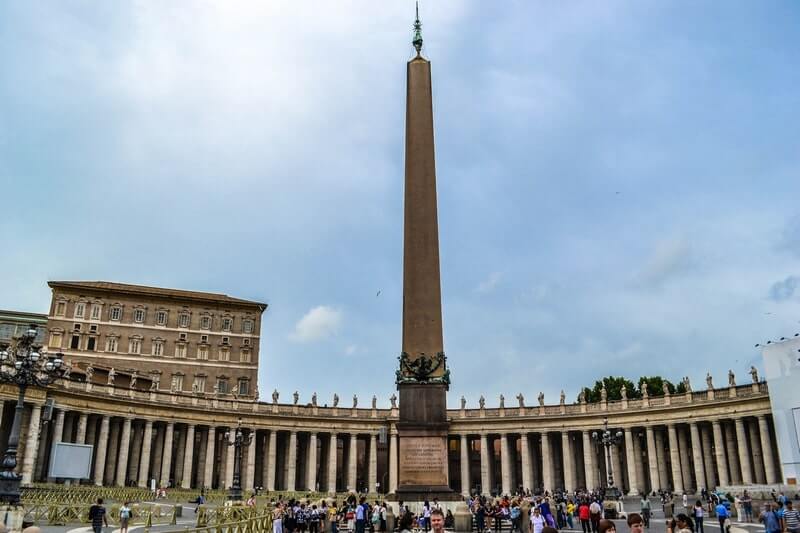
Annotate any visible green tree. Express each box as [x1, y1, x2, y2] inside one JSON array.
[[578, 376, 639, 403], [638, 375, 676, 396]]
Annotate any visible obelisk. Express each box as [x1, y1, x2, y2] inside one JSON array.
[[395, 5, 453, 497]]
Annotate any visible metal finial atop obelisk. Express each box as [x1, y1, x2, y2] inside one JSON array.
[[412, 2, 423, 55]]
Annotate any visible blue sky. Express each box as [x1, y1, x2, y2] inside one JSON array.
[[1, 1, 799, 407]]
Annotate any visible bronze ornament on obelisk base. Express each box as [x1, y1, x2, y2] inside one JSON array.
[[393, 4, 457, 500]]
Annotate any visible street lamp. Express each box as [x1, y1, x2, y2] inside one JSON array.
[[0, 324, 65, 505], [592, 416, 623, 490], [223, 418, 253, 502]]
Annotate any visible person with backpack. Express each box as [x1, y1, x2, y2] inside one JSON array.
[[119, 501, 132, 533], [715, 500, 730, 533], [89, 498, 108, 533]]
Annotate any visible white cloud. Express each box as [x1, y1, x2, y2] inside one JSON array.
[[290, 306, 342, 342], [476, 272, 503, 293], [344, 344, 359, 356]]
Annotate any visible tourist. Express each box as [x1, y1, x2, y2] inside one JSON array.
[[475, 498, 487, 533], [328, 501, 338, 533], [715, 499, 730, 533], [445, 510, 455, 529], [310, 505, 322, 533], [247, 494, 256, 507], [693, 501, 704, 533], [430, 508, 446, 533], [273, 503, 284, 533], [589, 499, 603, 533], [666, 514, 695, 533], [89, 498, 108, 533], [741, 491, 753, 522], [579, 499, 592, 533], [598, 518, 617, 533], [531, 507, 546, 533], [398, 511, 414, 533], [640, 496, 651, 528], [356, 497, 368, 533], [119, 501, 132, 533], [510, 500, 522, 533], [783, 501, 800, 533], [627, 512, 644, 533], [759, 503, 782, 533], [346, 501, 356, 533], [566, 499, 575, 529], [734, 495, 743, 522], [683, 494, 689, 514]]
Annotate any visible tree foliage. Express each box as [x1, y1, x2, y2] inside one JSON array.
[[578, 375, 687, 403]]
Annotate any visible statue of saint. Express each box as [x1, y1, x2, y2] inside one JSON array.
[[312, 392, 318, 406], [85, 364, 94, 382], [728, 370, 736, 387], [578, 389, 586, 403], [750, 365, 759, 383], [254, 385, 259, 401], [293, 391, 299, 405], [460, 396, 466, 409], [560, 390, 566, 405], [352, 394, 358, 408], [516, 393, 525, 408], [620, 387, 627, 401], [272, 389, 279, 403], [641, 381, 649, 399], [683, 376, 692, 392], [390, 394, 397, 409], [499, 394, 505, 408], [192, 382, 199, 393], [371, 395, 377, 409], [538, 391, 545, 407], [130, 371, 138, 389], [706, 373, 713, 389], [479, 395, 485, 409], [107, 368, 116, 386], [333, 393, 339, 407], [600, 384, 607, 402], [63, 364, 72, 380]]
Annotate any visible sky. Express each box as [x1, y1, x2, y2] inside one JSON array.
[[1, 1, 799, 408]]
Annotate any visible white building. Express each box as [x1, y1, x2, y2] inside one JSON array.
[[762, 336, 800, 485]]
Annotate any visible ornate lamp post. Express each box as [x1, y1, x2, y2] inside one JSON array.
[[592, 416, 623, 490], [0, 324, 65, 505], [223, 418, 253, 502]]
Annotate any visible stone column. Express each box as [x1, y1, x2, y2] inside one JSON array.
[[667, 424, 684, 493], [724, 422, 741, 484], [266, 429, 277, 491], [203, 427, 216, 489], [734, 418, 753, 484], [480, 433, 491, 493], [47, 409, 67, 482], [128, 422, 143, 483], [287, 431, 298, 491], [711, 420, 729, 487], [225, 435, 235, 489], [151, 425, 164, 484], [116, 417, 132, 487], [520, 433, 532, 494], [389, 431, 398, 494], [633, 433, 646, 495], [747, 419, 765, 484], [624, 429, 640, 495], [245, 430, 257, 491], [76, 412, 88, 444], [689, 423, 706, 493], [678, 426, 693, 492], [20, 404, 42, 484], [329, 433, 339, 493], [368, 433, 377, 493], [562, 432, 575, 493], [611, 442, 623, 492], [104, 419, 120, 486], [181, 424, 195, 489], [306, 432, 318, 491], [92, 415, 110, 486], [655, 429, 669, 491], [160, 422, 174, 487], [500, 433, 513, 495], [701, 424, 717, 489], [138, 420, 153, 488], [757, 415, 778, 484], [583, 431, 596, 490], [347, 433, 357, 491], [645, 426, 660, 492], [460, 434, 471, 496], [541, 432, 553, 493]]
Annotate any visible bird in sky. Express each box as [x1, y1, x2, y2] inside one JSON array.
[[376, 290, 381, 297]]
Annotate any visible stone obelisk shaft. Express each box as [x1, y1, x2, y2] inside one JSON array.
[[402, 56, 444, 360]]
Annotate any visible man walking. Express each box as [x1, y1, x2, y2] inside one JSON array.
[[89, 498, 108, 533], [783, 501, 800, 533]]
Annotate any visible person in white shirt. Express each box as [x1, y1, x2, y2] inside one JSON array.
[[531, 507, 546, 533]]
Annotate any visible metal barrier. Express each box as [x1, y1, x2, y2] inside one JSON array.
[[21, 502, 179, 527], [163, 511, 272, 533]]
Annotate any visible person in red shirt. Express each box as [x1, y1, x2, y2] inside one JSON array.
[[579, 501, 592, 533]]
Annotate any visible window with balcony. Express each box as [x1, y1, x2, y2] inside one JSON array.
[[171, 374, 184, 392], [193, 375, 206, 392], [197, 346, 209, 360], [129, 338, 141, 354], [218, 347, 230, 361], [216, 378, 229, 394], [175, 344, 187, 358]]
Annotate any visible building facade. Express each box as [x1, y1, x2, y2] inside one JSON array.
[[0, 309, 47, 347], [0, 372, 782, 495], [45, 281, 266, 398]]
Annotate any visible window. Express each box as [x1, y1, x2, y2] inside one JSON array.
[[179, 313, 190, 328], [171, 374, 184, 392], [74, 303, 85, 318], [243, 319, 253, 334], [197, 346, 209, 360], [243, 338, 250, 346], [73, 323, 81, 332], [86, 337, 96, 351], [89, 324, 98, 333], [238, 379, 250, 396], [219, 347, 230, 361], [110, 307, 122, 321], [49, 332, 63, 349], [129, 338, 141, 354], [193, 375, 206, 392], [106, 337, 118, 352], [70, 335, 80, 350], [152, 340, 164, 356], [175, 344, 187, 358], [156, 311, 167, 326], [240, 349, 251, 363], [216, 378, 229, 394], [221, 336, 230, 345], [200, 334, 209, 343], [55, 301, 67, 317], [134, 309, 145, 323], [179, 333, 187, 341], [222, 317, 232, 332], [90, 304, 102, 320], [201, 316, 211, 330]]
